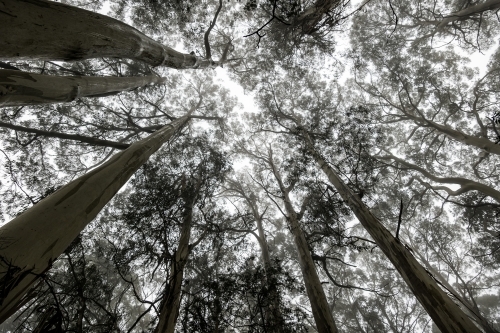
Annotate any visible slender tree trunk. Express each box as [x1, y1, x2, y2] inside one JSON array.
[[300, 130, 482, 333], [251, 202, 285, 333], [0, 114, 192, 323], [0, 0, 217, 68], [154, 201, 193, 333], [268, 155, 338, 333], [437, 0, 500, 30], [0, 69, 166, 106]]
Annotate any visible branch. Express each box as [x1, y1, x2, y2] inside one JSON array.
[[0, 121, 131, 150]]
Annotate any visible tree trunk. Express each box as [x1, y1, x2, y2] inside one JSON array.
[[268, 155, 338, 333], [0, 114, 192, 323], [0, 0, 216, 68], [301, 130, 482, 333], [295, 0, 342, 34], [154, 201, 193, 333], [0, 69, 166, 106], [437, 0, 500, 30]]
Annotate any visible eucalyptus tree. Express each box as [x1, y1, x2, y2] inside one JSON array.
[[349, 0, 500, 52], [0, 68, 236, 323], [0, 69, 167, 107], [250, 68, 484, 333], [0, 0, 231, 68], [94, 134, 230, 332], [4, 234, 125, 333], [238, 136, 346, 333]]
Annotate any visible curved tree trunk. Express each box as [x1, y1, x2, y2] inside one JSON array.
[[0, 114, 192, 323], [0, 0, 217, 68], [0, 69, 166, 106], [300, 130, 482, 333]]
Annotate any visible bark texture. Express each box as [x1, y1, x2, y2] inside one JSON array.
[[268, 155, 338, 333], [0, 0, 216, 68], [300, 130, 482, 333], [0, 69, 166, 106], [154, 200, 194, 333], [0, 115, 191, 323]]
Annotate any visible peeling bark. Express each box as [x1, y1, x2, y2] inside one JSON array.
[[0, 114, 192, 323], [300, 129, 482, 333], [0, 0, 217, 68], [0, 69, 166, 106]]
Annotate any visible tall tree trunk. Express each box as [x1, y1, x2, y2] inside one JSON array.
[[0, 69, 166, 106], [300, 130, 482, 333], [0, 0, 217, 68], [0, 114, 192, 323], [154, 200, 194, 333], [268, 154, 338, 333], [251, 200, 285, 333]]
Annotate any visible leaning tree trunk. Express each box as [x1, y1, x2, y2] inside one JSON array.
[[154, 192, 196, 333], [268, 157, 338, 333], [0, 0, 216, 69], [300, 130, 482, 333], [0, 114, 192, 323], [436, 0, 500, 30], [0, 69, 166, 106]]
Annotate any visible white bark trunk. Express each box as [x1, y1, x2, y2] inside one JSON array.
[[0, 114, 191, 323], [0, 69, 166, 106], [0, 0, 217, 68], [437, 0, 500, 30], [301, 130, 482, 333], [269, 157, 338, 333]]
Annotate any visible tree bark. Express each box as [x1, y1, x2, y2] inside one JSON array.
[[154, 200, 194, 333], [0, 0, 217, 68], [268, 152, 338, 333], [0, 69, 166, 106], [0, 114, 192, 323], [436, 0, 500, 30], [300, 129, 482, 333]]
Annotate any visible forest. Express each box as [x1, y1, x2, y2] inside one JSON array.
[[0, 0, 499, 332]]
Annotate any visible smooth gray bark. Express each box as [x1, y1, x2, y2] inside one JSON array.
[[300, 129, 482, 333], [0, 69, 166, 106], [0, 114, 191, 323], [0, 0, 217, 68], [266, 151, 338, 333], [436, 0, 500, 30]]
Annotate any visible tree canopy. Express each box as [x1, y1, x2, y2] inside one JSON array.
[[0, 0, 499, 332]]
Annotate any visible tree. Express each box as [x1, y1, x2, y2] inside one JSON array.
[[0, 0, 230, 68], [252, 69, 483, 333], [0, 69, 166, 107], [0, 113, 191, 323]]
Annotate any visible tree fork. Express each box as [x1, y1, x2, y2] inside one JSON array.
[[0, 114, 191, 323], [300, 130, 482, 333]]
